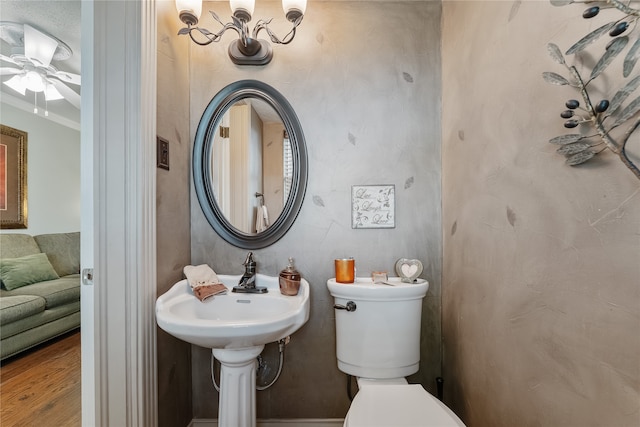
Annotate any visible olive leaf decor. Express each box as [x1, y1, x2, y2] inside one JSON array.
[[544, 0, 640, 180]]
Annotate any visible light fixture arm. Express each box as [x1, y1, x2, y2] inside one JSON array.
[[253, 14, 303, 45], [178, 11, 242, 46]]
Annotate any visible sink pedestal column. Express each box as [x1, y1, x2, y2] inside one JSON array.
[[212, 346, 265, 427]]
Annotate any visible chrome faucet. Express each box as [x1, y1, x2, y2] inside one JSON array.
[[239, 252, 256, 288], [232, 252, 268, 293]]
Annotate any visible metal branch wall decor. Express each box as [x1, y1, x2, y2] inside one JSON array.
[[544, 0, 640, 180]]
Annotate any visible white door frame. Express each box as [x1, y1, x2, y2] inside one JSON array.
[[80, 0, 95, 423], [81, 1, 158, 425]]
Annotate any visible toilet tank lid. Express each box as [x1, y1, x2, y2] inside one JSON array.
[[327, 278, 429, 301], [346, 384, 465, 427]]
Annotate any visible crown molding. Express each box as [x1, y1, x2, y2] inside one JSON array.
[[0, 92, 80, 131]]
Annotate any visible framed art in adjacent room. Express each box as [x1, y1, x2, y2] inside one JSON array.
[[0, 124, 28, 229]]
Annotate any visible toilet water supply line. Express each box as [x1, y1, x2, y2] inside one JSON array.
[[210, 337, 289, 392]]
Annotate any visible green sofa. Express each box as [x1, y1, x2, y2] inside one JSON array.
[[0, 232, 80, 360]]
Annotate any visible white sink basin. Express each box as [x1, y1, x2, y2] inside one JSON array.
[[156, 273, 310, 349]]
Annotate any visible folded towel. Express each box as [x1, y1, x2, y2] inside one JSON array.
[[256, 205, 269, 233], [193, 283, 227, 301], [183, 264, 228, 302]]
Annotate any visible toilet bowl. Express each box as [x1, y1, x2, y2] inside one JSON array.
[[344, 378, 464, 427], [327, 278, 465, 427]]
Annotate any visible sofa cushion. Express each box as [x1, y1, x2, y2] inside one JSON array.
[[0, 295, 46, 324], [5, 275, 80, 308], [0, 253, 60, 290], [1, 310, 80, 360], [34, 232, 81, 277], [0, 234, 41, 259], [0, 301, 79, 340]]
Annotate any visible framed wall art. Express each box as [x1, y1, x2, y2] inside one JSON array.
[[351, 184, 395, 229], [1, 124, 28, 229]]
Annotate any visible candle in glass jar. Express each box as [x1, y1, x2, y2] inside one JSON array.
[[335, 258, 355, 283]]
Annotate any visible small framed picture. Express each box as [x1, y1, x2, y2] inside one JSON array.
[[352, 185, 395, 229]]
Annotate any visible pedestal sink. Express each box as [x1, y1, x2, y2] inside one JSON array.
[[156, 274, 310, 427]]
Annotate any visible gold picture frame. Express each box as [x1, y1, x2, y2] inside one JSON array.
[[1, 124, 28, 229]]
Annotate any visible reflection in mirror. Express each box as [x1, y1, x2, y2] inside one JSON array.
[[193, 80, 307, 249], [211, 98, 292, 234]]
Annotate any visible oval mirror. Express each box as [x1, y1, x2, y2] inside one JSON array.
[[193, 80, 308, 249]]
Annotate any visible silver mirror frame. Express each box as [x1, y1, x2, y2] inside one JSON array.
[[193, 80, 308, 249]]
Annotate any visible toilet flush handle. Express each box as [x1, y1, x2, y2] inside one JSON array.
[[334, 301, 357, 312]]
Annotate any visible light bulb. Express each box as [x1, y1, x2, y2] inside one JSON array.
[[175, 0, 202, 25], [230, 0, 255, 20], [282, 0, 306, 21]]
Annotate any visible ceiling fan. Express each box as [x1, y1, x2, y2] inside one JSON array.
[[0, 22, 81, 113]]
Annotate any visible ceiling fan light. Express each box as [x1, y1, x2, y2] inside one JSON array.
[[44, 84, 64, 101], [3, 75, 27, 95], [24, 70, 45, 92]]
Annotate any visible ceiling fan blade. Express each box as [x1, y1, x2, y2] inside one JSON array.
[[53, 70, 81, 86], [24, 24, 58, 68], [0, 54, 18, 65], [0, 67, 23, 76], [50, 78, 81, 109]]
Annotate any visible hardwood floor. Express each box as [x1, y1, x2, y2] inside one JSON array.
[[1, 330, 81, 427]]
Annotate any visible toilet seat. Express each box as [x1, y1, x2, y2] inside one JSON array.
[[344, 384, 465, 427]]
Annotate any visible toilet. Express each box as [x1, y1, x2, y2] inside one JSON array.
[[327, 277, 465, 427]]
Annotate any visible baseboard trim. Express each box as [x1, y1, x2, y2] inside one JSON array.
[[190, 419, 344, 427]]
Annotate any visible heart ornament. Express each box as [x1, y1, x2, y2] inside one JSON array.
[[395, 258, 423, 283]]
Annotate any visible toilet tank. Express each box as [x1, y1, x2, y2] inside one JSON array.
[[327, 277, 429, 379]]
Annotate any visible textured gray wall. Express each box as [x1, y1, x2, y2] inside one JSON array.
[[442, 2, 640, 426], [187, 0, 443, 419], [157, 1, 193, 425]]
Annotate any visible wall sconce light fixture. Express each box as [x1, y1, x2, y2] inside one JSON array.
[[175, 0, 306, 65]]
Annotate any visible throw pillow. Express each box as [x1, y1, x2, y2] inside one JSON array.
[[0, 253, 60, 290], [34, 232, 81, 276]]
